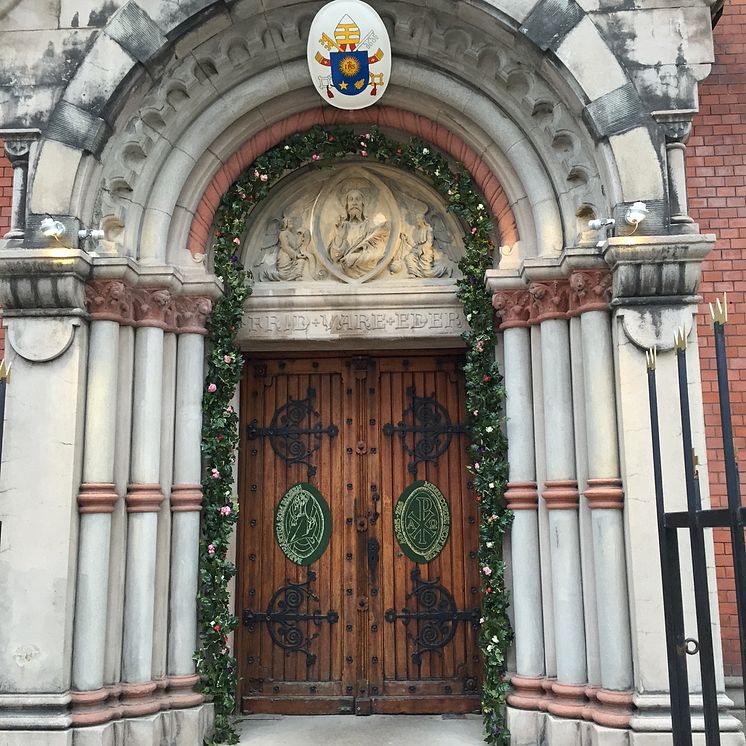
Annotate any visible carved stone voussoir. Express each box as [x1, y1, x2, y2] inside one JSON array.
[[528, 280, 570, 323], [131, 288, 172, 329], [568, 270, 612, 316], [175, 296, 213, 335], [85, 280, 134, 325], [492, 290, 531, 330]]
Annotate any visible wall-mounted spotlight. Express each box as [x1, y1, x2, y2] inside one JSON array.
[[78, 228, 105, 241], [624, 201, 648, 232], [40, 216, 66, 241]]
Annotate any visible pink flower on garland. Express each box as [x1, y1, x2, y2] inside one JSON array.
[[483, 566, 492, 576], [207, 383, 217, 393], [211, 467, 220, 479], [223, 354, 232, 363], [233, 237, 240, 245], [471, 227, 477, 234], [361, 150, 368, 157], [220, 505, 232, 517], [311, 153, 321, 161], [260, 173, 268, 182], [208, 543, 216, 556]]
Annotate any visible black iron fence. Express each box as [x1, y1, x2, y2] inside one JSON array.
[[646, 296, 746, 744]]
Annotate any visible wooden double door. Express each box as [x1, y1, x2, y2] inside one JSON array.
[[237, 352, 481, 715]]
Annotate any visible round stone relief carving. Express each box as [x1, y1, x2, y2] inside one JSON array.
[[393, 480, 451, 564], [246, 163, 463, 285], [275, 482, 332, 565]]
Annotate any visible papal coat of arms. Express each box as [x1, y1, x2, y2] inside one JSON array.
[[307, 0, 391, 110]]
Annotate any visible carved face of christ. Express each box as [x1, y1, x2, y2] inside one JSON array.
[[346, 190, 364, 221]]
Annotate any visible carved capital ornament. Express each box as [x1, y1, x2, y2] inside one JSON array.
[[492, 290, 532, 330], [528, 280, 570, 323], [568, 270, 612, 316]]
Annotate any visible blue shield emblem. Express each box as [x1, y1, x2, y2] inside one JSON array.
[[331, 50, 369, 96]]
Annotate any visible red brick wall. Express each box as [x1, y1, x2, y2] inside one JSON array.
[[688, 0, 746, 677]]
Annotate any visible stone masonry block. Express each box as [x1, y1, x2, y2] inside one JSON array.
[[582, 82, 648, 139], [520, 0, 585, 51], [104, 1, 166, 64], [62, 33, 136, 117], [45, 100, 110, 156]]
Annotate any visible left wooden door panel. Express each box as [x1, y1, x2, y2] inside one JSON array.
[[237, 358, 355, 714]]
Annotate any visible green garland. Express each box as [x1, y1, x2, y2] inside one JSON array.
[[197, 125, 512, 745]]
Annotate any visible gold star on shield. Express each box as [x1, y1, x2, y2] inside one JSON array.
[[338, 81, 348, 90]]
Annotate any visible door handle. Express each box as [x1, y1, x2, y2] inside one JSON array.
[[367, 537, 380, 575]]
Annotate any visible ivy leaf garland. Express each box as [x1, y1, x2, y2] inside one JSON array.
[[197, 125, 511, 745]]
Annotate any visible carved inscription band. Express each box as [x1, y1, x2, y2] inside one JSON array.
[[492, 271, 612, 329], [85, 281, 212, 334]]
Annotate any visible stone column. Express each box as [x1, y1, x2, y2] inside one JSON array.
[[529, 280, 587, 719], [168, 296, 212, 708], [2, 130, 39, 240], [70, 281, 133, 726], [121, 287, 171, 716], [655, 114, 696, 232], [493, 290, 545, 710], [569, 270, 634, 728]]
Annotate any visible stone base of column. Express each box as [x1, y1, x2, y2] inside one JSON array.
[[505, 481, 538, 510], [119, 681, 160, 717], [170, 484, 203, 512], [507, 674, 545, 710], [591, 688, 634, 728], [167, 674, 204, 709], [154, 677, 169, 711], [70, 689, 110, 727], [125, 484, 165, 513], [543, 480, 579, 509], [547, 681, 587, 719], [78, 483, 119, 513], [585, 477, 624, 509]]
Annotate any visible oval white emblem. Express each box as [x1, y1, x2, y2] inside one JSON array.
[[307, 0, 391, 110]]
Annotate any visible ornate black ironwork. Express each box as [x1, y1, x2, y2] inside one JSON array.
[[382, 386, 469, 474], [247, 387, 339, 477], [242, 571, 338, 666], [384, 568, 480, 665]]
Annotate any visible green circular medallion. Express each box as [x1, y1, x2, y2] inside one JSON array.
[[394, 480, 451, 564], [275, 483, 332, 565]]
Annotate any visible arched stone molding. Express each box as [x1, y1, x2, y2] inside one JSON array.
[[21, 0, 675, 270]]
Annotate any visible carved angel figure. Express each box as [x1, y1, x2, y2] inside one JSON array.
[[254, 214, 321, 282], [395, 212, 459, 279]]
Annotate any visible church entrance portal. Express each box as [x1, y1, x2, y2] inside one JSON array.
[[237, 351, 481, 715]]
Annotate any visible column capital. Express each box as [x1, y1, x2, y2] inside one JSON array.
[[175, 296, 213, 335], [131, 287, 172, 329], [170, 484, 203, 512], [126, 484, 165, 513], [585, 478, 624, 510], [1, 129, 39, 165], [568, 269, 612, 316], [85, 280, 135, 325], [78, 483, 119, 514], [543, 479, 579, 510], [492, 289, 531, 330], [505, 481, 538, 510], [528, 280, 570, 323]]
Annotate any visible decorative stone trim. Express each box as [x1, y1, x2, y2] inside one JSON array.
[[119, 681, 160, 717], [505, 481, 538, 510], [167, 674, 204, 709], [154, 677, 169, 711], [70, 688, 110, 727], [591, 688, 634, 728], [547, 681, 587, 719], [105, 683, 123, 721], [543, 479, 579, 510], [131, 288, 172, 329], [77, 483, 119, 514], [584, 477, 624, 510], [85, 280, 134, 324], [126, 484, 165, 513], [175, 296, 213, 335], [171, 484, 204, 512], [492, 290, 532, 330], [568, 270, 612, 316], [528, 281, 570, 323], [507, 675, 545, 710]]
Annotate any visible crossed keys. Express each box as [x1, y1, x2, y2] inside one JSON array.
[[319, 29, 378, 52]]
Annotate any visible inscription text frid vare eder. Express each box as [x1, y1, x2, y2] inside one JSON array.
[[246, 310, 465, 336]]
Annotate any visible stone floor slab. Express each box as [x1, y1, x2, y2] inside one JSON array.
[[236, 714, 485, 745]]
